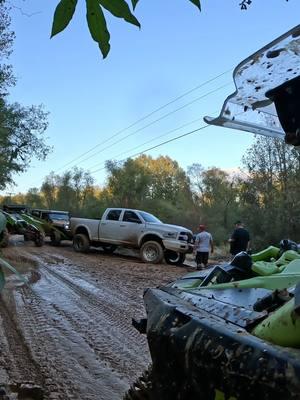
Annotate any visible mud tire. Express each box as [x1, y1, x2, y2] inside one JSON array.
[[164, 250, 185, 266], [34, 233, 44, 247], [123, 368, 155, 400], [50, 230, 61, 246], [102, 244, 117, 254], [0, 228, 9, 248], [140, 241, 164, 264], [73, 233, 90, 253]]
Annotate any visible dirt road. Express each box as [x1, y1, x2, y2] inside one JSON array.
[[0, 241, 192, 400]]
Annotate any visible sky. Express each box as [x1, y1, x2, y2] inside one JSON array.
[[3, 0, 300, 194]]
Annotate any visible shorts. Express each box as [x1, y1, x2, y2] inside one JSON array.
[[196, 252, 209, 266]]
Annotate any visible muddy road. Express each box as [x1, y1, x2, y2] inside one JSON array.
[[0, 240, 193, 399]]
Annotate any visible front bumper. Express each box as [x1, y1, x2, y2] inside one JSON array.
[[162, 239, 193, 253]]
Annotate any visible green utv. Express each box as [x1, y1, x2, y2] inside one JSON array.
[[2, 204, 44, 247], [127, 25, 300, 400]]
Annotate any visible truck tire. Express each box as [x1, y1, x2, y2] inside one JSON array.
[[50, 230, 61, 246], [164, 250, 185, 266], [0, 228, 9, 248], [102, 244, 117, 254], [73, 234, 90, 253], [140, 241, 164, 264]]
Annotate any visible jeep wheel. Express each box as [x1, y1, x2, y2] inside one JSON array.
[[73, 234, 90, 253], [164, 250, 185, 266], [140, 241, 164, 264], [102, 244, 117, 254], [50, 230, 61, 246]]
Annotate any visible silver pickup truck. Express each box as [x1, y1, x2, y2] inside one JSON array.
[[70, 208, 193, 265]]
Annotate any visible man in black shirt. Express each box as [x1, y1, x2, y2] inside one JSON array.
[[229, 221, 250, 256]]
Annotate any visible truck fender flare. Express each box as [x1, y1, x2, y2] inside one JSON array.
[[139, 232, 164, 248], [74, 225, 91, 240]]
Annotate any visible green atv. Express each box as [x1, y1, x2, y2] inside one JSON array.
[[126, 25, 300, 400]]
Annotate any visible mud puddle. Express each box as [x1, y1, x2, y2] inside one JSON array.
[[0, 241, 191, 399]]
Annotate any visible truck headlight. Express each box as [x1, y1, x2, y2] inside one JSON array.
[[179, 234, 189, 241], [163, 232, 177, 239]]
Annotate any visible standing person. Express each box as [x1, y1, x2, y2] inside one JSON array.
[[194, 224, 214, 270], [228, 221, 250, 256]]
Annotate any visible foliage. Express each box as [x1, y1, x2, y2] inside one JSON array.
[[0, 0, 50, 190], [51, 0, 200, 58], [0, 101, 50, 189], [240, 136, 300, 247], [40, 168, 97, 215], [0, 0, 15, 96], [50, 0, 289, 58]]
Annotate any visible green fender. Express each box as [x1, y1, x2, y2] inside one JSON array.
[[0, 211, 7, 233], [275, 250, 300, 266], [0, 267, 5, 292], [252, 297, 300, 347], [251, 246, 280, 262], [195, 259, 300, 291]]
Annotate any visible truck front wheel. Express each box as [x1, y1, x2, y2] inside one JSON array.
[[73, 234, 90, 253], [164, 250, 185, 266], [140, 241, 164, 264]]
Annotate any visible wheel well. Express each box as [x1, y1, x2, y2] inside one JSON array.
[[75, 226, 89, 237], [140, 234, 163, 247]]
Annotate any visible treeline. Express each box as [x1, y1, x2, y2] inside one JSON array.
[[1, 136, 300, 250]]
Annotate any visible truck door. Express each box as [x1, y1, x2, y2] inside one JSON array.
[[118, 210, 144, 245], [99, 209, 123, 243]]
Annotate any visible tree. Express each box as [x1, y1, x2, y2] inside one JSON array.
[[0, 0, 50, 190], [0, 0, 15, 96], [105, 155, 195, 225], [240, 136, 300, 247], [0, 101, 50, 189], [188, 164, 239, 243], [40, 168, 96, 215]]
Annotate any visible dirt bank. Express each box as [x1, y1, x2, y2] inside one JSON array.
[[0, 240, 193, 399]]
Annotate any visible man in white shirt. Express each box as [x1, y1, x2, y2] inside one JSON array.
[[194, 224, 214, 270]]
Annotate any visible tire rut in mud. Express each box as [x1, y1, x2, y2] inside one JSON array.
[[15, 284, 130, 400]]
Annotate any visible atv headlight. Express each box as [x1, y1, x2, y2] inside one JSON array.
[[64, 223, 70, 230]]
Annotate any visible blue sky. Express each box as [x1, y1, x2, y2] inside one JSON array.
[[3, 0, 300, 194]]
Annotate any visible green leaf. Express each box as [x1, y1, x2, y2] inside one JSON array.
[[51, 0, 78, 37], [131, 0, 139, 10], [86, 0, 110, 58], [188, 0, 201, 11], [99, 0, 140, 28]]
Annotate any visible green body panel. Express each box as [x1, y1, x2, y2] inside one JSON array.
[[0, 212, 7, 233], [20, 213, 44, 232], [252, 260, 280, 276], [195, 259, 300, 291], [275, 250, 300, 266], [252, 298, 300, 347], [251, 246, 280, 262], [252, 249, 300, 276], [0, 267, 5, 292]]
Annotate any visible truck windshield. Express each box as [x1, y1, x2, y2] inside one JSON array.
[[48, 213, 69, 221], [139, 212, 162, 224]]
